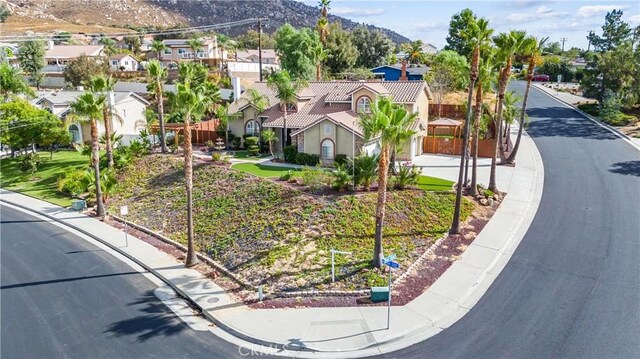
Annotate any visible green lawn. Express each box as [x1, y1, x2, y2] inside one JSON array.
[[0, 150, 89, 206], [231, 163, 299, 177], [417, 175, 455, 192], [231, 150, 271, 161]]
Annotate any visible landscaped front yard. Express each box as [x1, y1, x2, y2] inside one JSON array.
[[0, 151, 89, 206], [109, 155, 473, 293]]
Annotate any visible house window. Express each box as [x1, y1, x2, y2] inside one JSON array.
[[124, 61, 129, 65], [323, 123, 332, 135], [112, 60, 118, 66], [178, 48, 186, 55], [321, 139, 334, 159], [282, 103, 296, 112], [356, 96, 371, 113], [69, 124, 81, 143], [163, 48, 172, 55], [245, 120, 259, 136]]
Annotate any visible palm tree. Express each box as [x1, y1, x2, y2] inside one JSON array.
[[451, 17, 493, 234], [243, 88, 269, 113], [173, 62, 219, 267], [0, 63, 34, 102], [87, 75, 119, 169], [267, 70, 305, 152], [359, 96, 417, 268], [488, 30, 527, 192], [401, 40, 427, 64], [69, 92, 107, 217], [505, 36, 547, 164], [312, 43, 327, 80], [187, 38, 204, 63], [470, 51, 495, 197], [318, 0, 331, 18], [147, 60, 168, 153], [99, 38, 117, 57], [316, 17, 330, 46], [261, 129, 278, 156], [150, 40, 166, 60]]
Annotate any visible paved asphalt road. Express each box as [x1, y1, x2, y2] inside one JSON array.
[[0, 206, 245, 359], [386, 82, 640, 358], [2, 82, 638, 359]]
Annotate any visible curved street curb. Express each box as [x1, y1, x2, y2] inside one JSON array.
[[0, 197, 312, 354]]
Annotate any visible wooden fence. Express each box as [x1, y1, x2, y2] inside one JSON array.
[[429, 104, 466, 119], [423, 137, 496, 158]]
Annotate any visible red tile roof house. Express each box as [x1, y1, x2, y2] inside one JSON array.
[[227, 81, 432, 165]]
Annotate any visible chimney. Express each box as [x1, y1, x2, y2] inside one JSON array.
[[47, 40, 54, 50], [400, 60, 408, 81], [231, 76, 242, 101]]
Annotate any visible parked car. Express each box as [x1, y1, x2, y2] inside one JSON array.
[[532, 74, 550, 82]]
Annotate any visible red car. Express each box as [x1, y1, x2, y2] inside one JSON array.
[[532, 74, 550, 82]]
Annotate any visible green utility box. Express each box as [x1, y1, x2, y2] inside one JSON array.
[[71, 200, 86, 211], [370, 286, 389, 302]]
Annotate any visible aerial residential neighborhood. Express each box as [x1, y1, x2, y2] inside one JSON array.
[[0, 0, 639, 358]]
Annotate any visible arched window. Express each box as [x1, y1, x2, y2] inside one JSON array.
[[356, 96, 371, 113], [68, 124, 81, 143], [245, 120, 259, 136], [321, 139, 334, 159], [281, 103, 296, 112]]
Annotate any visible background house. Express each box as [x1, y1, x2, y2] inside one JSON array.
[[44, 41, 104, 67], [228, 80, 432, 164], [109, 54, 139, 71], [234, 49, 279, 65], [159, 38, 224, 67], [371, 62, 429, 81], [34, 90, 149, 145]]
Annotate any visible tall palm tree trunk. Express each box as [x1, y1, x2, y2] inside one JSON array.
[[102, 105, 114, 168], [184, 117, 199, 267], [157, 86, 168, 153], [506, 62, 534, 164], [470, 82, 483, 197], [91, 119, 105, 217], [316, 63, 322, 81], [373, 143, 390, 268], [282, 108, 288, 153], [497, 63, 512, 163]]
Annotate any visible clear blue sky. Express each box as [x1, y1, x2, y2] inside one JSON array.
[[301, 0, 640, 50]]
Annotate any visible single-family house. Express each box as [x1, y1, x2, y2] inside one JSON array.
[[34, 90, 150, 145], [159, 38, 225, 67], [234, 49, 279, 65], [109, 54, 139, 71], [228, 80, 432, 164], [371, 62, 429, 81], [44, 41, 105, 66]]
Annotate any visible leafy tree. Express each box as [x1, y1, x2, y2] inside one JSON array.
[[99, 38, 117, 57], [54, 32, 72, 45], [539, 55, 572, 81], [0, 100, 67, 156], [0, 3, 10, 23], [63, 54, 110, 87], [17, 40, 45, 90], [234, 29, 276, 49], [351, 26, 393, 69], [173, 62, 220, 267], [506, 36, 547, 165], [267, 70, 305, 152], [123, 35, 142, 54], [587, 9, 632, 52], [563, 47, 582, 59], [0, 63, 35, 102], [324, 22, 358, 75], [359, 96, 416, 268], [428, 50, 469, 91], [444, 8, 477, 58], [543, 41, 562, 55], [147, 60, 168, 152], [583, 43, 636, 103], [452, 17, 493, 234], [69, 92, 107, 217], [274, 24, 321, 80], [39, 122, 72, 159]]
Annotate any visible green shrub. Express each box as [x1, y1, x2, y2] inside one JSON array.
[[349, 154, 379, 191], [169, 143, 179, 153], [577, 103, 599, 116], [334, 154, 348, 167], [231, 136, 242, 149], [331, 164, 353, 192], [57, 169, 92, 197], [301, 167, 330, 191], [244, 136, 260, 156], [205, 140, 215, 150], [19, 152, 42, 174], [484, 189, 494, 198], [212, 152, 222, 162], [393, 164, 420, 190], [295, 152, 320, 166], [128, 139, 148, 157], [279, 170, 294, 181], [283, 145, 298, 163]]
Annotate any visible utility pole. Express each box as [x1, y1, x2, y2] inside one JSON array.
[[257, 18, 264, 82], [560, 37, 567, 52]]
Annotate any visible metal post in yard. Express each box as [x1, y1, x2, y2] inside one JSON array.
[[331, 249, 335, 282], [387, 266, 392, 329]]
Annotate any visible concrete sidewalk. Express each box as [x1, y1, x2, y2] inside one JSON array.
[[0, 124, 543, 357]]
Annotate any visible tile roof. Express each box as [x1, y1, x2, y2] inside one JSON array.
[[37, 90, 149, 107], [235, 49, 278, 59], [229, 80, 428, 134], [45, 45, 104, 59]]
